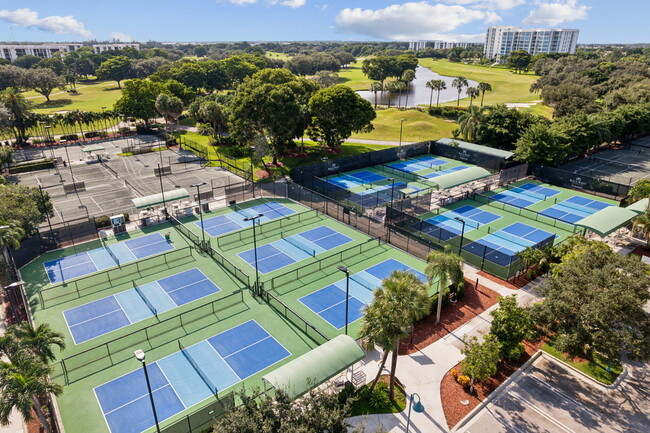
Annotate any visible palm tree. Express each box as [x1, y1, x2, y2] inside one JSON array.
[[458, 105, 484, 142], [393, 81, 407, 109], [359, 271, 429, 399], [515, 247, 546, 280], [426, 246, 464, 324], [477, 82, 492, 106], [0, 220, 24, 271], [0, 355, 63, 433], [466, 87, 480, 107], [451, 76, 469, 107], [632, 210, 650, 247], [0, 89, 35, 146], [384, 81, 398, 108], [401, 69, 416, 108], [426, 79, 446, 108], [370, 82, 383, 109], [7, 323, 65, 364]]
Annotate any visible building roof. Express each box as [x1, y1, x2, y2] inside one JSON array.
[[575, 206, 640, 238], [426, 166, 492, 190], [131, 188, 189, 209], [436, 138, 514, 159]]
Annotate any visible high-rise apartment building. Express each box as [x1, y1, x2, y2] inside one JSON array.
[[484, 26, 579, 62], [0, 44, 82, 61], [408, 40, 481, 51]]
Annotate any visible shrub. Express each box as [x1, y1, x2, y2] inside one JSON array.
[[428, 106, 443, 116], [118, 127, 132, 134], [60, 134, 79, 141], [135, 123, 160, 135], [94, 212, 130, 229], [8, 160, 55, 174], [31, 138, 56, 145], [84, 131, 108, 139], [457, 375, 471, 387], [450, 369, 459, 379], [367, 383, 391, 409], [506, 342, 525, 361]]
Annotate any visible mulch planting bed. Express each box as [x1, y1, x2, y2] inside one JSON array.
[[440, 338, 545, 429], [398, 279, 500, 356], [477, 270, 540, 290]]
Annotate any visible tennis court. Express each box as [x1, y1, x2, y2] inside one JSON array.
[[299, 259, 427, 329], [43, 233, 174, 284], [347, 181, 408, 208], [463, 223, 555, 267], [196, 201, 295, 237], [326, 170, 387, 189], [237, 226, 353, 274], [487, 182, 560, 208], [63, 268, 220, 344], [540, 196, 613, 224], [422, 165, 468, 179], [386, 155, 447, 173], [94, 320, 290, 433], [414, 205, 501, 241]]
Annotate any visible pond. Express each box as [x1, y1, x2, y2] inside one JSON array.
[[357, 65, 479, 108]]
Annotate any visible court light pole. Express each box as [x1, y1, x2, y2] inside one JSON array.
[[134, 349, 161, 433], [454, 217, 466, 256], [243, 213, 264, 292], [405, 393, 425, 433], [398, 118, 406, 157], [191, 182, 207, 248], [385, 178, 395, 227], [336, 265, 350, 335], [157, 163, 168, 220]]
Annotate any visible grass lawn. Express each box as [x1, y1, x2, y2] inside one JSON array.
[[351, 107, 456, 142], [337, 63, 373, 91], [22, 79, 123, 114], [265, 51, 292, 61], [419, 59, 553, 117], [542, 343, 623, 385]]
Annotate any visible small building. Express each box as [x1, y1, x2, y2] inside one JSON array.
[[92, 43, 140, 54]]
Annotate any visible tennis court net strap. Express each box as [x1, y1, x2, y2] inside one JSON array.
[[104, 243, 120, 266], [350, 275, 375, 291], [178, 341, 218, 395], [282, 233, 316, 257], [134, 284, 157, 316]]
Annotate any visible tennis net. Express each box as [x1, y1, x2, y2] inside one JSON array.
[[490, 230, 535, 250], [282, 233, 316, 257], [134, 284, 158, 317], [556, 200, 593, 216], [351, 275, 376, 292], [104, 244, 120, 266], [179, 341, 218, 395], [443, 214, 480, 230], [507, 186, 546, 201], [588, 155, 645, 170]]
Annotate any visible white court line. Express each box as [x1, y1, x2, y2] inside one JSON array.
[[509, 390, 576, 433], [205, 340, 242, 381], [528, 375, 602, 420], [69, 306, 125, 329]]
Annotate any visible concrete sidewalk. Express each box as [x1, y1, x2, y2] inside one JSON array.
[[347, 267, 542, 432]]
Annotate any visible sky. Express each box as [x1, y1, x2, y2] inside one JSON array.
[[0, 1, 646, 44]]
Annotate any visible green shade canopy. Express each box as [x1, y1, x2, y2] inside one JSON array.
[[262, 335, 365, 399], [81, 145, 105, 152], [131, 188, 189, 209], [626, 198, 649, 214], [575, 206, 640, 237], [427, 166, 491, 190], [436, 138, 514, 159]]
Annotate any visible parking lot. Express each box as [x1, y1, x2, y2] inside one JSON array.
[[457, 353, 649, 433]]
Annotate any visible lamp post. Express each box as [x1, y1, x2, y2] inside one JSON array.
[[157, 163, 168, 220], [134, 349, 161, 433], [60, 139, 73, 178], [385, 178, 395, 227], [336, 266, 350, 335], [405, 393, 425, 433], [243, 213, 264, 292], [191, 182, 207, 248], [398, 118, 406, 156], [454, 217, 466, 256]]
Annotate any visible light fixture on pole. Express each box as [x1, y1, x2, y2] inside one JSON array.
[[387, 178, 396, 226], [398, 118, 406, 154], [336, 265, 350, 335], [157, 163, 168, 220], [405, 392, 425, 433], [191, 182, 208, 248], [454, 217, 466, 256], [243, 214, 264, 292], [134, 349, 161, 433]]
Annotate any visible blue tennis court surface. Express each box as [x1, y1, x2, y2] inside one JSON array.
[[326, 170, 387, 189], [413, 205, 501, 241], [488, 182, 561, 208], [43, 233, 173, 284], [196, 201, 295, 237], [300, 259, 427, 329], [540, 196, 612, 224], [423, 165, 468, 179], [388, 156, 447, 173], [348, 182, 407, 208], [63, 268, 220, 344], [463, 223, 555, 267], [238, 226, 353, 274], [95, 320, 289, 433]]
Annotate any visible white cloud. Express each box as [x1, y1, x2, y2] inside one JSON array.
[[316, 4, 328, 11], [0, 8, 92, 38], [523, 0, 589, 26], [226, 0, 257, 4], [442, 0, 526, 10], [484, 11, 502, 24], [111, 32, 134, 42], [268, 0, 307, 7], [335, 2, 487, 41]]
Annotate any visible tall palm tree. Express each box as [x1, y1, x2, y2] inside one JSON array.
[[7, 323, 65, 364], [426, 246, 464, 324], [384, 81, 398, 108], [370, 82, 383, 109], [426, 79, 446, 108], [358, 303, 394, 397], [458, 105, 484, 142], [0, 220, 24, 270], [0, 89, 35, 146], [466, 87, 480, 107], [451, 76, 469, 107], [477, 82, 492, 107], [632, 210, 650, 247], [0, 355, 63, 433], [359, 271, 429, 399], [401, 69, 416, 108]]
